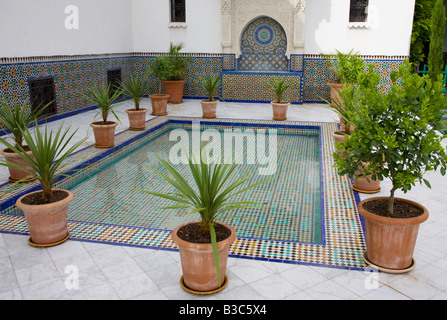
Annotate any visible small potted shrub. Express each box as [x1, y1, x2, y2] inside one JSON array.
[[85, 83, 122, 148], [147, 56, 171, 116], [0, 122, 87, 246], [334, 60, 447, 273], [271, 77, 291, 121], [120, 74, 149, 131], [139, 148, 273, 293], [199, 75, 221, 119], [324, 50, 365, 123], [162, 42, 191, 104], [0, 99, 47, 182]]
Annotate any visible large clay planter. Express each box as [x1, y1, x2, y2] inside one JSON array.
[[149, 94, 169, 116], [172, 221, 237, 293], [352, 163, 381, 194], [328, 82, 343, 105], [353, 175, 381, 194], [0, 148, 36, 182], [200, 100, 218, 119], [271, 102, 289, 121], [162, 80, 185, 104], [126, 108, 148, 131], [90, 121, 118, 148], [16, 189, 73, 246], [332, 130, 348, 153], [358, 197, 429, 273]]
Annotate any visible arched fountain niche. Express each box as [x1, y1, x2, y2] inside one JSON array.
[[220, 0, 305, 103], [238, 16, 288, 72]]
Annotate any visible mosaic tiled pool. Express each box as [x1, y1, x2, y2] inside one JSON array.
[[0, 116, 367, 270], [67, 122, 322, 244]]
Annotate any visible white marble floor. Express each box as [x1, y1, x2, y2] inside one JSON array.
[[1, 98, 447, 300]]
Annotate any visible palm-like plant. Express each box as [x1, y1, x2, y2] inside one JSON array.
[[271, 77, 291, 103], [120, 75, 148, 111], [0, 99, 49, 149], [199, 75, 221, 102], [0, 122, 88, 203], [139, 149, 274, 285], [85, 83, 122, 124]]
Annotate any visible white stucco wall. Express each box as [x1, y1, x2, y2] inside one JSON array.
[[0, 0, 133, 57], [306, 0, 416, 56], [0, 0, 415, 58], [131, 0, 222, 54]]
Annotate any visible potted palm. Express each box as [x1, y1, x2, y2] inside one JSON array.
[[0, 122, 87, 246], [271, 77, 291, 121], [139, 149, 274, 294], [199, 75, 221, 119], [147, 55, 170, 116], [334, 60, 447, 273], [120, 74, 149, 131], [0, 99, 48, 182], [324, 50, 365, 127], [162, 42, 191, 104], [85, 83, 122, 148]]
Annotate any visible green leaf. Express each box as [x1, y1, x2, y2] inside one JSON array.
[[209, 222, 221, 288]]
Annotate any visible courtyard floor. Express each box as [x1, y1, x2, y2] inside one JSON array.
[[0, 99, 447, 300]]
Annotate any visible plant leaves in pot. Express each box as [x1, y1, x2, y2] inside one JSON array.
[[138, 146, 275, 293], [333, 60, 447, 273], [0, 121, 88, 246], [0, 99, 49, 182], [198, 75, 221, 119], [120, 74, 149, 131], [270, 77, 291, 121], [84, 83, 122, 148]]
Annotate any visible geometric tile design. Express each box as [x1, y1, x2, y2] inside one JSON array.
[[239, 16, 288, 71], [66, 124, 322, 244], [0, 116, 367, 270], [302, 57, 404, 103], [221, 72, 302, 103]]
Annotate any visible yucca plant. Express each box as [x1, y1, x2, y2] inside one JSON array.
[[0, 99, 49, 149], [199, 75, 221, 102], [139, 148, 274, 286], [271, 77, 291, 103], [0, 122, 88, 203], [120, 75, 148, 111], [85, 83, 123, 124]]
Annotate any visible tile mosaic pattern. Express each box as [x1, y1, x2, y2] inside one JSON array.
[[302, 57, 405, 102], [0, 116, 367, 270], [239, 16, 288, 71], [221, 72, 302, 103], [65, 124, 322, 244], [0, 57, 134, 114]]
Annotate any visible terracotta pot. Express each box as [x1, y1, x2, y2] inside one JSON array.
[[328, 82, 343, 105], [16, 189, 73, 246], [126, 108, 148, 130], [352, 163, 381, 193], [200, 100, 218, 119], [90, 121, 118, 148], [0, 147, 36, 182], [172, 221, 237, 293], [149, 94, 169, 116], [332, 130, 348, 153], [271, 101, 289, 121], [353, 175, 381, 193], [162, 80, 185, 104], [358, 197, 429, 272]]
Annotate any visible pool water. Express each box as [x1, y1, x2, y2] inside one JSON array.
[[67, 123, 322, 244]]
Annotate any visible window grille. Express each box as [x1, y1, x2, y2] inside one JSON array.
[[349, 0, 369, 23], [107, 68, 122, 99], [171, 0, 186, 23], [28, 76, 57, 117]]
